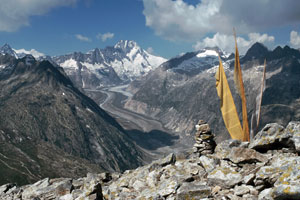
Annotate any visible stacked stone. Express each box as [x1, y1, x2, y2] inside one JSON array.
[[193, 120, 216, 156]]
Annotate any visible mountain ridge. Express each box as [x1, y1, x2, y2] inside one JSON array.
[[0, 41, 167, 89], [53, 40, 167, 88], [124, 43, 300, 142], [0, 54, 146, 185]]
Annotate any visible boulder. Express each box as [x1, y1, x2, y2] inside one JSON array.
[[207, 166, 242, 188], [249, 123, 290, 151], [285, 121, 300, 153], [271, 185, 300, 200], [199, 155, 219, 173], [234, 185, 251, 196], [176, 182, 211, 199], [227, 147, 268, 164], [258, 188, 273, 200], [0, 183, 16, 194], [214, 139, 242, 159], [149, 153, 176, 171]]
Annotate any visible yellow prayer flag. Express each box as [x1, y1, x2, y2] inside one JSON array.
[[215, 56, 244, 140], [233, 30, 250, 141]]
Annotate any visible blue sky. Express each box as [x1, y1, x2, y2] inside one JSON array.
[[0, 0, 300, 58]]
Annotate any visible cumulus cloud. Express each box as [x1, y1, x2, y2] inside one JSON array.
[[96, 32, 114, 42], [75, 34, 91, 42], [290, 31, 300, 48], [142, 0, 300, 41], [0, 0, 77, 32], [193, 32, 275, 54]]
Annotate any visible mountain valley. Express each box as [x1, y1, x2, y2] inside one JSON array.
[[1, 41, 300, 188]]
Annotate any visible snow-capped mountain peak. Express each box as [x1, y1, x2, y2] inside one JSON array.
[[162, 47, 230, 75], [14, 48, 45, 59], [114, 40, 139, 52], [54, 40, 167, 88], [0, 43, 45, 59], [196, 49, 219, 58], [0, 43, 17, 57]]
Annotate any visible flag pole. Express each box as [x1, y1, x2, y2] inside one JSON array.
[[256, 59, 267, 132]]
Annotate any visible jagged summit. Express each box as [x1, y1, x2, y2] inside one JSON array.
[[242, 42, 269, 61], [0, 43, 44, 59], [0, 43, 17, 57], [161, 47, 229, 75], [114, 40, 139, 52], [53, 40, 166, 88], [242, 42, 300, 63]]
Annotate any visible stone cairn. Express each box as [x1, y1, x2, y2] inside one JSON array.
[[193, 120, 216, 156]]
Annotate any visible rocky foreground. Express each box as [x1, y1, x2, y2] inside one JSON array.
[[1, 121, 300, 200]]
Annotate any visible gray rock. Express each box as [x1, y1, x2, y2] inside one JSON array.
[[149, 153, 176, 171], [214, 139, 242, 159], [176, 182, 211, 199], [285, 121, 300, 153], [249, 123, 289, 151], [207, 166, 242, 188], [271, 185, 300, 200], [234, 185, 251, 196], [146, 170, 160, 188], [227, 147, 268, 164], [132, 179, 146, 191], [199, 155, 219, 173], [258, 188, 273, 200], [243, 173, 256, 185], [0, 183, 16, 194], [21, 178, 50, 199], [242, 194, 257, 200], [157, 179, 179, 197]]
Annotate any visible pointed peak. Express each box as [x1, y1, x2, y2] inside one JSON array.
[[252, 42, 268, 49], [0, 43, 17, 57], [243, 42, 269, 61], [2, 43, 12, 48], [283, 45, 292, 51], [114, 40, 139, 51], [1, 43, 13, 51], [195, 47, 229, 59]]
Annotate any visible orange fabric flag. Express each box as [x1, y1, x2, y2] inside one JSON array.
[[233, 31, 250, 141], [216, 56, 244, 140]]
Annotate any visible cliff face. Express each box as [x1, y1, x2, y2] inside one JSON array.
[[0, 54, 145, 185], [1, 121, 300, 200]]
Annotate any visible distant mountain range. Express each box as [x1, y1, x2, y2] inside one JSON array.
[[0, 41, 167, 89], [125, 43, 300, 142]]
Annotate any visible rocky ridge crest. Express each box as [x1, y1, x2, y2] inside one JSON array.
[[1, 121, 300, 200]]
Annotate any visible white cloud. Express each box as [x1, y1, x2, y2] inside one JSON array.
[[75, 34, 91, 42], [290, 31, 300, 48], [143, 0, 300, 41], [96, 32, 114, 42], [14, 48, 45, 58], [0, 0, 77, 32], [146, 47, 154, 54], [193, 32, 275, 54]]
